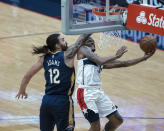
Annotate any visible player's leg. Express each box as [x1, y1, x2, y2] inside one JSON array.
[[89, 119, 100, 131], [40, 95, 55, 131], [104, 111, 123, 131], [96, 89, 123, 131], [52, 96, 75, 131], [76, 88, 101, 131]]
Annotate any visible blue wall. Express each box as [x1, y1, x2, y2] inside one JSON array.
[[1, 0, 61, 18]]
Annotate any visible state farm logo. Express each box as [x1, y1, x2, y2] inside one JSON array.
[[136, 11, 164, 29], [136, 11, 147, 24]]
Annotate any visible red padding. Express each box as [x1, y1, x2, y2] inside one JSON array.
[[126, 4, 164, 36]]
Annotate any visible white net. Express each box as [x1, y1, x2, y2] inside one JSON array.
[[98, 30, 122, 49], [95, 15, 123, 49]]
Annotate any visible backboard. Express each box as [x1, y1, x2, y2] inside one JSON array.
[[61, 0, 127, 35]]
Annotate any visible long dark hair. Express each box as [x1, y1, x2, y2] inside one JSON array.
[[32, 33, 60, 55]]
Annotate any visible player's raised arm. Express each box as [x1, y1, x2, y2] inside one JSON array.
[[16, 56, 44, 99], [103, 51, 155, 69], [79, 46, 127, 65], [64, 34, 91, 59]]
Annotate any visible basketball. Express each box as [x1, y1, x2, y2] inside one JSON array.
[[139, 35, 157, 54]]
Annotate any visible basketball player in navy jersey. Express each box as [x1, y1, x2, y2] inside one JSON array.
[[16, 33, 91, 131], [76, 37, 155, 131]]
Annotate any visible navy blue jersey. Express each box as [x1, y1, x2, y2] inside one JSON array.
[[43, 51, 75, 96]]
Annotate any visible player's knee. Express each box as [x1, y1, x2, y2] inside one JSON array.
[[90, 121, 101, 131], [119, 116, 124, 124], [116, 115, 123, 125], [112, 115, 123, 128], [108, 112, 124, 129]]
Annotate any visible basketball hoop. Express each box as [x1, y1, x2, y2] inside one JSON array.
[[92, 6, 127, 16], [92, 6, 127, 49]]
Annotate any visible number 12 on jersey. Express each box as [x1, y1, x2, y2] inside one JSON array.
[[48, 68, 60, 84]]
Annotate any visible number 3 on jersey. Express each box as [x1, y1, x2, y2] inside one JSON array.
[[48, 69, 60, 84]]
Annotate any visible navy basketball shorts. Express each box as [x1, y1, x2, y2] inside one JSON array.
[[40, 95, 75, 131]]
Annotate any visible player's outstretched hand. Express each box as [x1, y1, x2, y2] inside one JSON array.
[[144, 49, 156, 60], [116, 46, 128, 58], [16, 89, 28, 99]]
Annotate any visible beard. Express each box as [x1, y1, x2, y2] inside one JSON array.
[[61, 42, 68, 51]]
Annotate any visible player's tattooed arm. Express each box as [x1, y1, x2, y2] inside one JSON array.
[[79, 46, 127, 65], [103, 52, 154, 69], [16, 56, 44, 99], [65, 34, 91, 59]]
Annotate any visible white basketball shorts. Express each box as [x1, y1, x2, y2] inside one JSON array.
[[75, 87, 117, 123]]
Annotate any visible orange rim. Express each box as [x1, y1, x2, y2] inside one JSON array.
[[92, 6, 127, 16]]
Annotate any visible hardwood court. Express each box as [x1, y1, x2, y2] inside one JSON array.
[[0, 2, 164, 131]]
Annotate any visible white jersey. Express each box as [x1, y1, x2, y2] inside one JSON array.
[[75, 58, 117, 118], [76, 58, 102, 88]]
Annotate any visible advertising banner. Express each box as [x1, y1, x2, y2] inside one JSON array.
[[127, 4, 164, 36]]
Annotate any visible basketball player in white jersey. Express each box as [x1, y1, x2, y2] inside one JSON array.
[[76, 37, 154, 131]]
